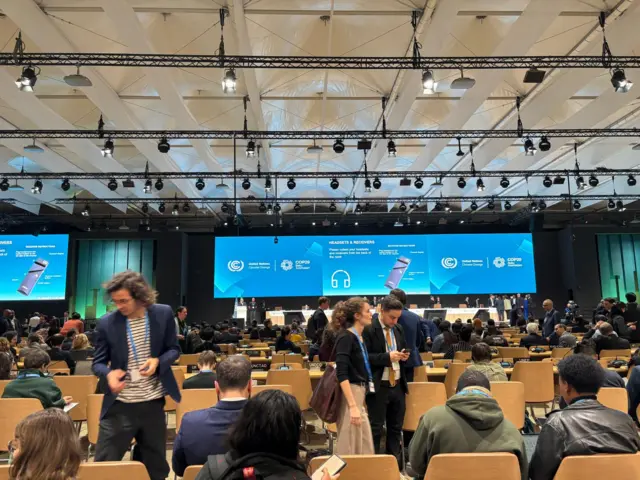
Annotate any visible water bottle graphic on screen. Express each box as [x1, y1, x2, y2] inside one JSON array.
[[17, 258, 49, 296], [384, 256, 411, 290]]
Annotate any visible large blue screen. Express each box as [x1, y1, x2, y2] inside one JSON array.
[[0, 234, 69, 301], [214, 233, 536, 298]]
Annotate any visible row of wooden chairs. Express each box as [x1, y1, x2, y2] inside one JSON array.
[[0, 462, 151, 480]]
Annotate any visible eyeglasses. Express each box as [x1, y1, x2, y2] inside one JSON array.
[[111, 297, 134, 306]]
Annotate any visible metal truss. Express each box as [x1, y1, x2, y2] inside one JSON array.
[[5, 168, 639, 180], [54, 195, 636, 206], [4, 53, 640, 69], [2, 128, 639, 140]]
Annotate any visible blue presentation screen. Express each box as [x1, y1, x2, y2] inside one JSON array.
[[214, 233, 536, 298], [0, 234, 69, 301]]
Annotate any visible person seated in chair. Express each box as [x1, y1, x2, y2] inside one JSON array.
[[555, 323, 577, 349], [18, 334, 49, 358], [2, 350, 73, 409], [194, 327, 221, 354], [466, 342, 507, 381], [274, 326, 301, 354], [182, 351, 217, 390], [594, 321, 631, 355], [259, 319, 276, 340], [444, 324, 473, 360], [519, 323, 548, 348], [172, 356, 251, 477], [48, 334, 76, 375], [61, 329, 76, 351], [408, 370, 527, 480], [530, 354, 640, 480], [219, 324, 239, 344]]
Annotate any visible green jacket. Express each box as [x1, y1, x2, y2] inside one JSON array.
[[408, 388, 528, 480], [1, 369, 66, 409], [467, 362, 509, 382]]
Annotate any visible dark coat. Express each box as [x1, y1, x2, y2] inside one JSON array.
[[362, 316, 408, 394]]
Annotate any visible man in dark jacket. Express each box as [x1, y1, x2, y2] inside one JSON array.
[[408, 370, 527, 480], [173, 356, 251, 476], [306, 296, 329, 340], [529, 354, 640, 480], [363, 295, 409, 464], [182, 351, 217, 390], [542, 299, 562, 338], [624, 292, 640, 342], [390, 288, 424, 382], [628, 365, 640, 424], [48, 334, 76, 374], [519, 323, 548, 348], [594, 322, 631, 355], [2, 349, 73, 409]]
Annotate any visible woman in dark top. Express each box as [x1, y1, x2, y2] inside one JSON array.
[[274, 326, 301, 353], [319, 301, 345, 361], [335, 297, 374, 455]]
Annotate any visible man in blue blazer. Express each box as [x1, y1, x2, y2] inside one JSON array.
[[172, 355, 252, 476], [390, 288, 424, 382], [92, 271, 181, 480]]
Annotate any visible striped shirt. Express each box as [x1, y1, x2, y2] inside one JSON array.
[[117, 316, 165, 403]]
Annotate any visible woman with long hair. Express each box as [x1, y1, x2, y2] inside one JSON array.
[[319, 301, 345, 361], [9, 409, 82, 480], [71, 333, 91, 351], [334, 297, 374, 455]]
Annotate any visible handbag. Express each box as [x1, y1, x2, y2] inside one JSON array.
[[309, 345, 342, 423]]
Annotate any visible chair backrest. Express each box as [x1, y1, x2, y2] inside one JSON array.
[[270, 353, 303, 365], [182, 465, 202, 480], [497, 347, 530, 360], [600, 349, 632, 359], [414, 366, 427, 383], [270, 363, 303, 370], [53, 375, 98, 422], [0, 380, 10, 397], [165, 366, 186, 412], [0, 465, 8, 480], [433, 359, 452, 368], [597, 387, 628, 413], [510, 361, 554, 403], [77, 461, 151, 480], [309, 455, 399, 480], [424, 453, 520, 480], [87, 394, 104, 445], [403, 382, 447, 431], [420, 352, 433, 362], [178, 354, 201, 366], [453, 351, 472, 363], [48, 367, 70, 376], [48, 360, 67, 370], [554, 453, 640, 480], [266, 369, 312, 409], [444, 363, 470, 398], [252, 384, 293, 395], [551, 347, 572, 358], [0, 398, 43, 451], [598, 357, 630, 368], [176, 389, 218, 432], [490, 381, 525, 429]]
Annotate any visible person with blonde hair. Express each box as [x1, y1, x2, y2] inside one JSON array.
[[9, 409, 82, 480]]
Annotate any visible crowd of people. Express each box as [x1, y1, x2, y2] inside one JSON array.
[[3, 274, 640, 480]]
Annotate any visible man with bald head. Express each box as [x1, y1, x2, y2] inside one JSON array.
[[542, 299, 562, 339], [595, 321, 630, 355]]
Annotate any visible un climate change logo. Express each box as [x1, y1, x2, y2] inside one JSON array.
[[441, 257, 458, 269], [227, 260, 244, 272]]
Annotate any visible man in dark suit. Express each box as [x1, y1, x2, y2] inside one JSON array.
[[363, 295, 410, 464], [172, 356, 251, 476], [390, 288, 424, 382], [182, 351, 217, 389], [542, 299, 562, 339], [48, 334, 76, 374], [595, 322, 631, 355], [218, 324, 239, 344], [92, 271, 181, 480], [306, 296, 329, 339], [495, 295, 505, 322]]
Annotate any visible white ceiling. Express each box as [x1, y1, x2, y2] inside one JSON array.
[[0, 0, 638, 221]]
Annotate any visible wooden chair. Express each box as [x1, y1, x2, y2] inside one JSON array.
[[270, 363, 303, 370], [424, 453, 520, 480], [414, 366, 427, 382], [403, 383, 447, 432], [86, 394, 103, 458], [444, 362, 469, 398], [0, 398, 42, 452], [47, 360, 68, 370], [182, 465, 202, 480], [270, 353, 303, 365], [309, 455, 399, 480], [176, 389, 218, 432], [53, 375, 98, 425], [510, 361, 554, 417], [551, 347, 572, 358], [420, 352, 433, 362], [497, 347, 530, 360], [600, 349, 632, 359], [266, 369, 312, 410], [165, 366, 185, 414], [48, 367, 71, 375], [528, 345, 549, 351], [490, 381, 525, 429], [77, 461, 150, 480], [432, 359, 452, 369], [0, 380, 10, 397], [599, 357, 630, 368], [178, 354, 200, 367], [597, 387, 628, 413], [554, 453, 640, 480], [453, 351, 472, 363], [252, 384, 293, 395]]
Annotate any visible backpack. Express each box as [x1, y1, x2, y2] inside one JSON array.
[[201, 452, 309, 480]]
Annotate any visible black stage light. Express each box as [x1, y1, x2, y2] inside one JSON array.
[[259, 202, 267, 213], [141, 203, 149, 214], [329, 202, 337, 212], [372, 177, 382, 189], [221, 203, 229, 213], [107, 178, 118, 191], [333, 139, 345, 154], [81, 204, 90, 216], [294, 202, 301, 212], [500, 176, 510, 188], [470, 201, 478, 211], [61, 179, 71, 191], [444, 203, 451, 213], [476, 178, 485, 191], [617, 200, 626, 212], [414, 177, 424, 189], [15, 66, 38, 92], [628, 174, 637, 187], [274, 203, 281, 212], [182, 203, 191, 213], [542, 176, 552, 188], [155, 178, 164, 191], [330, 178, 339, 190], [0, 179, 8, 192], [158, 202, 166, 213], [504, 201, 512, 210], [264, 176, 272, 192], [608, 198, 616, 209], [573, 199, 581, 210], [539, 136, 551, 152], [195, 178, 205, 191], [245, 140, 256, 157], [364, 178, 372, 192], [287, 178, 296, 190], [101, 139, 114, 157], [387, 140, 397, 157], [611, 69, 633, 93], [222, 68, 237, 93], [457, 177, 466, 189], [588, 175, 599, 187], [538, 200, 547, 210], [487, 199, 495, 210], [399, 202, 407, 212], [575, 175, 585, 190], [31, 180, 43, 194], [524, 138, 537, 156], [144, 179, 153, 194], [157, 137, 170, 153], [242, 178, 251, 190], [172, 204, 179, 216]]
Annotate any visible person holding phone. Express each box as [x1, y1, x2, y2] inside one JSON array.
[[92, 271, 181, 480], [362, 295, 410, 465], [335, 297, 375, 455]]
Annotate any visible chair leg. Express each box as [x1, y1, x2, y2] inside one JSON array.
[[400, 431, 406, 474]]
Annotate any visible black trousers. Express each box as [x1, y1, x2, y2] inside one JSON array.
[[94, 398, 168, 480], [405, 367, 414, 383], [366, 382, 406, 464]]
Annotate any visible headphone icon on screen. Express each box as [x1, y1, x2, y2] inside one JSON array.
[[331, 270, 351, 289]]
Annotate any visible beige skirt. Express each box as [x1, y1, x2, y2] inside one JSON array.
[[335, 384, 374, 455]]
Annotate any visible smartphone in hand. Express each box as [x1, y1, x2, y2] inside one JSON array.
[[311, 455, 347, 480]]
